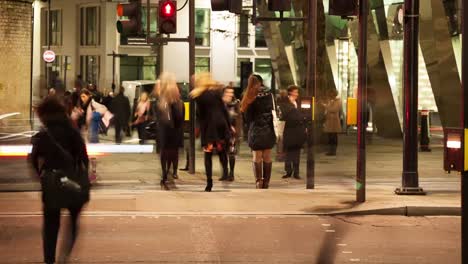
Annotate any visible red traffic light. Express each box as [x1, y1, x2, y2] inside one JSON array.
[[161, 1, 176, 17]]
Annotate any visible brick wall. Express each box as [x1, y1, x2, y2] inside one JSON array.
[[0, 0, 32, 127]]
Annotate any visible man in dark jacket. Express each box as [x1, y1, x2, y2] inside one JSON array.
[[109, 86, 131, 143], [281, 85, 306, 179]]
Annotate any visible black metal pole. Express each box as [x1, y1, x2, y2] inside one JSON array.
[[29, 3, 34, 129], [63, 56, 68, 91], [188, 0, 196, 174], [461, 0, 468, 261], [112, 51, 116, 93], [46, 0, 51, 90], [306, 0, 316, 189], [396, 0, 425, 195], [356, 0, 368, 202]]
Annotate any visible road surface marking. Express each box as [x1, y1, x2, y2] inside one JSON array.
[[342, 251, 352, 254], [350, 259, 360, 262], [337, 243, 347, 246], [325, 229, 336, 232], [321, 224, 331, 227]]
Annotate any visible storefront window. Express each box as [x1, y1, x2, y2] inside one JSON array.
[[120, 56, 158, 82], [254, 58, 272, 87], [255, 23, 267, 48], [80, 6, 100, 46]]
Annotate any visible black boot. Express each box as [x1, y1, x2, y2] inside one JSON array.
[[262, 162, 272, 189], [293, 162, 301, 179], [160, 152, 170, 190], [204, 152, 213, 192], [282, 160, 292, 178], [253, 162, 263, 189], [218, 151, 229, 181], [180, 151, 189, 171], [228, 155, 235, 181]]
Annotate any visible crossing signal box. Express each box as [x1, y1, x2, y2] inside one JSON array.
[[329, 0, 358, 17], [268, 0, 291, 12], [116, 0, 142, 37], [210, 0, 242, 14], [159, 0, 177, 34]]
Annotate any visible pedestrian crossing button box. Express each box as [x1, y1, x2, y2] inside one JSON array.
[[300, 96, 313, 121], [444, 128, 463, 173]]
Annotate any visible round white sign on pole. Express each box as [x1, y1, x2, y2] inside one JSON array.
[[43, 50, 56, 63]]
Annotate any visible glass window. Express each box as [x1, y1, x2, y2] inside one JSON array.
[[236, 58, 251, 79], [80, 6, 101, 46], [80, 55, 100, 86], [254, 58, 272, 87], [42, 9, 62, 46], [195, 57, 210, 73], [238, 10, 250, 48], [195, 9, 211, 46], [255, 23, 267, 48], [142, 6, 158, 39], [120, 56, 158, 82]]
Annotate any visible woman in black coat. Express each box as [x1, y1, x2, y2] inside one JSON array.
[[281, 85, 306, 179], [157, 73, 185, 190], [30, 97, 90, 264], [241, 74, 276, 189], [190, 73, 231, 192]]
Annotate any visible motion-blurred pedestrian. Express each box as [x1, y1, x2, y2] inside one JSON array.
[[281, 85, 306, 179], [30, 97, 90, 264], [190, 73, 232, 192], [109, 86, 131, 144], [222, 84, 240, 181], [323, 89, 342, 156], [132, 91, 150, 144], [157, 72, 185, 190], [78, 89, 108, 143]]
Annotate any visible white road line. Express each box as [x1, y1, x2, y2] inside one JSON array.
[[337, 243, 347, 246], [342, 251, 353, 254], [325, 229, 336, 232], [321, 224, 331, 227]]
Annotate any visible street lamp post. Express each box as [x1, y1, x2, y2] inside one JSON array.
[[395, 0, 425, 195], [461, 0, 468, 261], [305, 0, 317, 189]]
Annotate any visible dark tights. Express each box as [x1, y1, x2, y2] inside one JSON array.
[[160, 148, 179, 181], [204, 150, 228, 182], [43, 205, 83, 264]]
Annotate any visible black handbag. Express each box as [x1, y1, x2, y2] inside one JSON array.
[[40, 131, 86, 209]]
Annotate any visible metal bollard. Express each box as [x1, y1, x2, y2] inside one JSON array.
[[420, 109, 431, 152]]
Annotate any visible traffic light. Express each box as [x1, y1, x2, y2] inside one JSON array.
[[116, 0, 142, 37], [329, 0, 358, 17], [210, 0, 242, 14], [268, 0, 291, 12], [159, 0, 177, 34]]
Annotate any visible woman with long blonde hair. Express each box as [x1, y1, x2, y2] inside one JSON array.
[[190, 72, 231, 192], [241, 74, 276, 189], [133, 91, 150, 144], [157, 72, 185, 190]]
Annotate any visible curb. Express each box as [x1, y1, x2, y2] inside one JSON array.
[[331, 206, 461, 216]]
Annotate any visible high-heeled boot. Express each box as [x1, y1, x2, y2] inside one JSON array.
[[262, 162, 272, 189], [204, 152, 213, 192], [218, 151, 229, 181], [253, 162, 263, 189], [228, 155, 235, 181]]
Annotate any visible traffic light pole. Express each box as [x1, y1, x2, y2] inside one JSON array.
[[356, 0, 368, 202], [188, 0, 195, 174], [395, 0, 425, 195], [107, 51, 128, 93], [305, 0, 316, 189], [461, 0, 468, 261]]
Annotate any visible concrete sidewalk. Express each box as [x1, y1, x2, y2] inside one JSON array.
[[0, 179, 460, 216]]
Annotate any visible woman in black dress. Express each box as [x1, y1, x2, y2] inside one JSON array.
[[157, 72, 185, 190], [190, 73, 232, 192], [240, 74, 276, 189]]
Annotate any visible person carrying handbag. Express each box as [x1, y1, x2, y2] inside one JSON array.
[[30, 97, 90, 264]]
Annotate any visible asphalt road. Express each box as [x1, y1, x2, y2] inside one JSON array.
[[0, 215, 460, 263]]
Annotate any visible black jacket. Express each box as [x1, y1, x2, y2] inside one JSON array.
[[195, 90, 231, 147], [109, 93, 131, 125], [157, 101, 185, 149], [31, 121, 90, 205], [282, 100, 306, 150], [244, 91, 276, 150]]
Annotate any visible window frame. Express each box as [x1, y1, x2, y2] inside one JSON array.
[[80, 6, 101, 46]]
